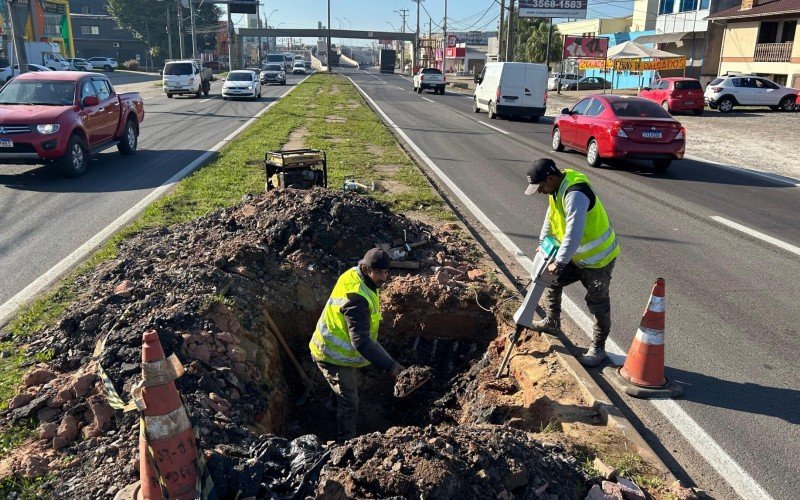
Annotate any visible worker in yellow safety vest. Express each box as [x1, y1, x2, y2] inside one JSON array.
[[309, 248, 405, 441], [524, 158, 620, 367]]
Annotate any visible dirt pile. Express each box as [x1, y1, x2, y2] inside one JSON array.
[[0, 188, 515, 498], [316, 424, 587, 499]]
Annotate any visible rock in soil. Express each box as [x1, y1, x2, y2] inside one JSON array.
[[393, 365, 433, 397]]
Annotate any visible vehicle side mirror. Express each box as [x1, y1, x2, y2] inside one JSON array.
[[474, 75, 482, 84], [561, 107, 571, 115], [82, 95, 99, 107]]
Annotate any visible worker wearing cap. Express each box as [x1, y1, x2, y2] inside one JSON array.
[[524, 158, 620, 367], [309, 248, 405, 441]]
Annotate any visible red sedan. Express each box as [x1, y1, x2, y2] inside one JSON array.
[[552, 95, 685, 171], [638, 77, 705, 115]]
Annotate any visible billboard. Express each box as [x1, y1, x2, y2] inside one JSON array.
[[563, 36, 608, 59], [519, 0, 588, 19], [578, 58, 687, 71], [229, 0, 257, 15]]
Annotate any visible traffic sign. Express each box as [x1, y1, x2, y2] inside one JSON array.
[[229, 0, 257, 15]]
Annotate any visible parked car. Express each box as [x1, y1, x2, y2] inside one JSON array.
[[204, 60, 224, 71], [222, 70, 261, 100], [638, 77, 704, 115], [547, 72, 579, 91], [704, 74, 798, 113], [473, 62, 548, 121], [0, 63, 52, 82], [162, 59, 212, 98], [0, 71, 144, 177], [292, 59, 306, 75], [260, 63, 286, 85], [413, 67, 445, 94], [87, 57, 118, 72], [66, 58, 93, 72], [561, 76, 611, 91], [551, 95, 685, 171]]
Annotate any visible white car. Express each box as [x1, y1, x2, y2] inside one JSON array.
[[704, 74, 798, 113], [547, 72, 579, 91], [67, 58, 93, 71], [292, 60, 306, 75], [0, 64, 53, 82], [87, 57, 118, 72], [260, 63, 286, 85], [222, 70, 261, 100]]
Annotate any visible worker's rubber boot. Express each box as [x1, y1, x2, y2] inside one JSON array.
[[580, 344, 607, 367], [531, 317, 561, 335]]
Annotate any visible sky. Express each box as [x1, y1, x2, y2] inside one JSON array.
[[231, 0, 638, 44]]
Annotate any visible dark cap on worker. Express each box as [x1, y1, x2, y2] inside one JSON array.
[[360, 248, 391, 270], [524, 158, 560, 195]]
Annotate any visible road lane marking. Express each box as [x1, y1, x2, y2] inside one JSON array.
[[475, 120, 510, 135], [199, 98, 213, 103], [710, 216, 800, 257], [346, 74, 776, 500], [397, 86, 405, 91], [421, 97, 434, 103], [0, 73, 312, 330]]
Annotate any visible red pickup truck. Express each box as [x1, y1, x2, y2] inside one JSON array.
[[0, 71, 144, 177]]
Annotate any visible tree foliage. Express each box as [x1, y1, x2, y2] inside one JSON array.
[[500, 17, 563, 66], [108, 0, 223, 62]]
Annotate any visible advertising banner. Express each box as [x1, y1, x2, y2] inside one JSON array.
[[519, 0, 588, 19], [578, 58, 687, 71], [563, 36, 608, 59]]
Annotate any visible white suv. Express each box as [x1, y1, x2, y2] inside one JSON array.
[[88, 57, 118, 72], [704, 74, 797, 113], [548, 72, 579, 91]]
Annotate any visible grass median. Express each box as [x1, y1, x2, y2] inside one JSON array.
[[0, 73, 448, 485]]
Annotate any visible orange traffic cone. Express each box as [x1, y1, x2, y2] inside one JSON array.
[[607, 278, 682, 398], [138, 330, 198, 499]]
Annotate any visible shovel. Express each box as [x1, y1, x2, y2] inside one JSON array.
[[393, 365, 433, 399]]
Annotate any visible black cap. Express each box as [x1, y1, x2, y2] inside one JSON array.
[[525, 158, 560, 195], [360, 248, 391, 270]]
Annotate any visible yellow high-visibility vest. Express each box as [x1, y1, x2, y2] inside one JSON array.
[[309, 267, 381, 367], [548, 169, 619, 269]]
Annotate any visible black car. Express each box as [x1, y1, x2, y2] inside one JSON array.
[[562, 76, 611, 91]]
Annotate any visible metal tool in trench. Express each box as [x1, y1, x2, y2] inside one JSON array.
[[495, 236, 560, 378]]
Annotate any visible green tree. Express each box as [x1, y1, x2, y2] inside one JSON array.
[[500, 16, 562, 66], [108, 0, 222, 64]]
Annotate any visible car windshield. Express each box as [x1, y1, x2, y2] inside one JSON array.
[[0, 80, 75, 105], [163, 62, 193, 75], [228, 72, 253, 81], [675, 80, 701, 90], [267, 55, 284, 63], [294, 61, 304, 66], [611, 99, 672, 118], [264, 64, 282, 71]]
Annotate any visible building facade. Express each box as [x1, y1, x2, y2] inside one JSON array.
[[708, 0, 800, 87], [69, 0, 145, 61], [1, 0, 76, 57], [556, 17, 633, 37]]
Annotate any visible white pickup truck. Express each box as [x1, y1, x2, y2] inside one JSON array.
[[413, 67, 446, 95], [162, 59, 212, 98]]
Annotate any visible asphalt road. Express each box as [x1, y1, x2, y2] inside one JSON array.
[[342, 67, 800, 500], [0, 73, 307, 310]]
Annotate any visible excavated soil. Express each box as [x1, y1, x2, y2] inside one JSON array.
[[0, 188, 599, 499]]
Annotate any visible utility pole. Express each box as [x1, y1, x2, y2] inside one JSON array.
[[327, 0, 331, 72], [396, 9, 408, 73], [177, 0, 185, 59], [166, 7, 173, 59], [5, 0, 29, 73], [498, 0, 505, 62], [257, 2, 262, 65], [505, 0, 514, 62], [227, 6, 234, 70], [414, 0, 422, 70], [545, 18, 553, 70], [189, 0, 197, 60], [442, 0, 447, 74]]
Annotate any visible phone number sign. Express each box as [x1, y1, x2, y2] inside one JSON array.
[[519, 0, 588, 19]]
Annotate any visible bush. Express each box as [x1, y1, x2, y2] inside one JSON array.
[[122, 59, 139, 71]]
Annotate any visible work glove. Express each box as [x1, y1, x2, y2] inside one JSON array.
[[389, 362, 405, 379]]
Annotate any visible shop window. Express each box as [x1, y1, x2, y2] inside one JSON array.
[[659, 0, 675, 15]]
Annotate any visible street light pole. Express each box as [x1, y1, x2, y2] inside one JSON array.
[[505, 0, 514, 62], [189, 0, 197, 60], [443, 0, 447, 74], [177, 0, 185, 59], [166, 6, 173, 59], [327, 0, 332, 72]]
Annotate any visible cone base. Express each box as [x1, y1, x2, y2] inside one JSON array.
[[605, 366, 683, 399]]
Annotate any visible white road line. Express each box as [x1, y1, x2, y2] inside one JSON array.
[[346, 75, 775, 500], [397, 86, 405, 91], [710, 216, 800, 257], [421, 97, 434, 103], [475, 120, 510, 135], [199, 98, 213, 103], [0, 74, 312, 329]]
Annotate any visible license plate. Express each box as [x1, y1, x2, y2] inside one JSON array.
[[685, 101, 695, 105], [642, 131, 662, 139], [0, 139, 13, 148]]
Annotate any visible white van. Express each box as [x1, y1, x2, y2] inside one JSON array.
[[473, 62, 548, 121]]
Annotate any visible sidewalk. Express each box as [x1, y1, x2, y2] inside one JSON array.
[[447, 76, 800, 181]]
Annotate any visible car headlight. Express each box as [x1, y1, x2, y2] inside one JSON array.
[[36, 124, 60, 135], [248, 84, 254, 89]]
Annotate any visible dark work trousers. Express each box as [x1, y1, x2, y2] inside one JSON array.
[[543, 259, 615, 348], [315, 362, 361, 442]]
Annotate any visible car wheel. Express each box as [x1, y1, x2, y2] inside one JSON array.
[[529, 115, 539, 123], [60, 135, 88, 178], [779, 96, 795, 111], [203, 82, 210, 96], [222, 96, 228, 100], [473, 98, 480, 113], [586, 139, 602, 168], [693, 108, 704, 116], [195, 89, 202, 97], [118, 119, 138, 155], [551, 127, 564, 152], [488, 101, 497, 119], [653, 159, 672, 171], [104, 65, 112, 72], [717, 97, 734, 113], [661, 101, 671, 114], [166, 93, 173, 98]]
